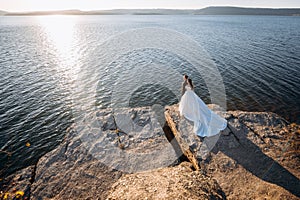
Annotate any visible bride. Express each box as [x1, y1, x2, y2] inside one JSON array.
[[179, 78, 227, 137]]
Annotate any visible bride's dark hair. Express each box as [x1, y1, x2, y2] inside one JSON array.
[[188, 78, 194, 89]]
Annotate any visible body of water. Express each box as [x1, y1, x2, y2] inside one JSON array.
[[0, 15, 299, 176]]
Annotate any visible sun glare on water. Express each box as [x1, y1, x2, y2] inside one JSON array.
[[37, 15, 80, 79]]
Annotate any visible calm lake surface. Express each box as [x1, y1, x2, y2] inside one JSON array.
[[0, 15, 299, 176]]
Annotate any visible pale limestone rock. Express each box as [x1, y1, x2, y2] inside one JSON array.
[[31, 107, 178, 199], [165, 104, 300, 200], [107, 162, 225, 200], [4, 104, 299, 200]]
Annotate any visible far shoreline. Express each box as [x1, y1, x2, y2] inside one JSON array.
[[1, 6, 300, 16]]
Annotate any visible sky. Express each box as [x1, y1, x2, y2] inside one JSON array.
[[1, 0, 300, 12]]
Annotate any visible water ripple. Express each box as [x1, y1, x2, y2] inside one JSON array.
[[0, 15, 299, 177]]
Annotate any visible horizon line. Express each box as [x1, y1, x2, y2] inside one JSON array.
[[2, 6, 300, 13]]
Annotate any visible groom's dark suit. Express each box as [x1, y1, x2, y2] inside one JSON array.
[[181, 80, 188, 96]]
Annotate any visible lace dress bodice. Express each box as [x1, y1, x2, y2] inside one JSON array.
[[185, 85, 193, 91]]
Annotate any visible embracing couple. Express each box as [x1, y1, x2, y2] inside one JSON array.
[[179, 74, 227, 138]]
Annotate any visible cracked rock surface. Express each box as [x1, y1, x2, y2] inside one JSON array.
[[107, 162, 225, 200], [1, 105, 299, 200], [31, 106, 178, 199], [165, 104, 300, 200]]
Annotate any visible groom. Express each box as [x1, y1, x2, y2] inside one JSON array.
[[181, 74, 189, 96]]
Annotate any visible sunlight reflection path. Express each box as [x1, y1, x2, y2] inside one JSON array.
[[37, 15, 80, 80]]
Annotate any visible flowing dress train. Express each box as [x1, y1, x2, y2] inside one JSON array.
[[179, 86, 227, 137]]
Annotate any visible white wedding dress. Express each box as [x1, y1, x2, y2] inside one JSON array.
[[179, 86, 227, 137]]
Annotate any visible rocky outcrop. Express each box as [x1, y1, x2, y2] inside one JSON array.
[[107, 162, 225, 200], [165, 104, 300, 200], [0, 165, 34, 199], [1, 104, 299, 199], [164, 104, 230, 170], [164, 105, 200, 171], [30, 107, 180, 199]]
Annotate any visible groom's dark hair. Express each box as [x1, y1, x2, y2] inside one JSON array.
[[184, 74, 188, 79]]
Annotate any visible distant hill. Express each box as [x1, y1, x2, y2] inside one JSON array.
[[194, 6, 300, 16], [4, 9, 191, 16], [0, 10, 7, 15], [3, 7, 300, 16], [87, 9, 192, 15]]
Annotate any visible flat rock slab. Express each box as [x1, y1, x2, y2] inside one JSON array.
[[107, 162, 225, 200], [165, 104, 300, 199], [31, 106, 178, 199], [208, 110, 300, 199], [4, 104, 299, 200], [79, 107, 178, 172], [164, 104, 229, 170]]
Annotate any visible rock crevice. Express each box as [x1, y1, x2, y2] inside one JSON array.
[[1, 104, 299, 200]]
